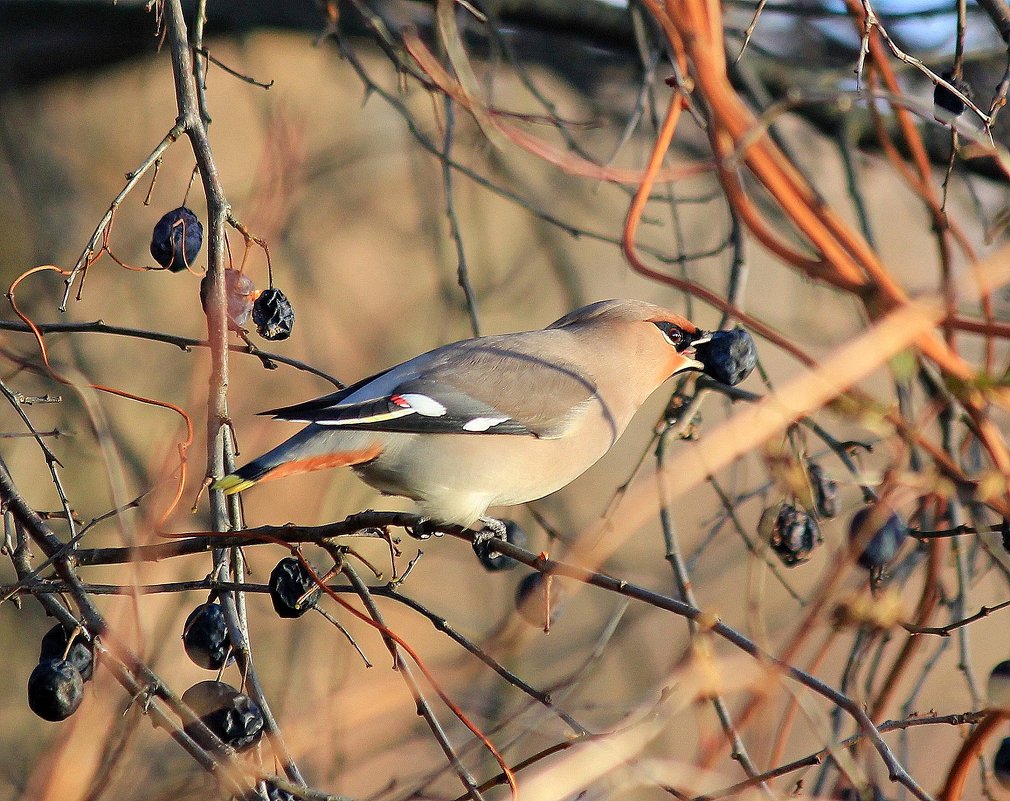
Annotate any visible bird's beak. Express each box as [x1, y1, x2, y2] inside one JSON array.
[[679, 331, 713, 372]]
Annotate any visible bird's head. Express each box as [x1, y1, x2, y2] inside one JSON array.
[[551, 300, 756, 388], [643, 309, 722, 385]]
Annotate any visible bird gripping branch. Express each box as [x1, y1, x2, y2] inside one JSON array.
[[213, 299, 756, 528]]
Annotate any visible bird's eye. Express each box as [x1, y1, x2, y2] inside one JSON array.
[[654, 321, 686, 348]]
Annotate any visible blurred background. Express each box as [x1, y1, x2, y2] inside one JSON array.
[[1, 1, 1010, 799]]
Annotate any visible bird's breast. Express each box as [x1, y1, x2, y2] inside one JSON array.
[[352, 403, 618, 524]]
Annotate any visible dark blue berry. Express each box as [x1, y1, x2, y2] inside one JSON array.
[[995, 737, 1010, 790], [40, 624, 94, 682], [934, 71, 972, 117], [766, 504, 822, 566], [253, 288, 295, 341], [269, 557, 321, 618], [849, 505, 907, 570], [182, 680, 264, 752], [695, 328, 756, 386], [28, 659, 84, 721], [989, 660, 1010, 709], [151, 207, 203, 271], [183, 602, 233, 670]]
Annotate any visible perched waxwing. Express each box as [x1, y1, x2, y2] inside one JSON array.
[[213, 300, 756, 527]]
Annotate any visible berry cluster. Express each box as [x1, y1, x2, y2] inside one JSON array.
[[151, 207, 295, 340], [175, 559, 322, 750], [27, 624, 95, 721], [758, 456, 910, 580], [761, 460, 837, 567]]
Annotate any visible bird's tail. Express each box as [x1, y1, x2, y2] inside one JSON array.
[[211, 428, 383, 495], [211, 466, 264, 496]]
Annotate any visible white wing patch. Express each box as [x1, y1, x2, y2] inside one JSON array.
[[397, 393, 447, 417], [462, 416, 511, 432]]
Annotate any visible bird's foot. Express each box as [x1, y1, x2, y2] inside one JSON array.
[[473, 517, 508, 546], [472, 517, 511, 566]]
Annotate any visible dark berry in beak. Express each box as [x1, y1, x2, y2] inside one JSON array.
[[695, 328, 756, 386]]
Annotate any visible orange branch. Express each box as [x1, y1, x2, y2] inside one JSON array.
[[939, 709, 1009, 801]]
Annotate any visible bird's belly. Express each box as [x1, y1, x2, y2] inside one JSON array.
[[354, 424, 612, 525]]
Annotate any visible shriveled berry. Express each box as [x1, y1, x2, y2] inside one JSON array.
[[695, 328, 756, 386], [515, 572, 566, 629], [151, 206, 203, 271], [989, 660, 1010, 709], [40, 624, 94, 682], [199, 269, 257, 330], [182, 680, 264, 752], [807, 462, 839, 519], [474, 520, 528, 571], [28, 659, 84, 721], [934, 71, 972, 117], [183, 602, 233, 670], [226, 269, 256, 327], [849, 505, 907, 571], [995, 737, 1010, 790], [763, 503, 822, 567], [269, 557, 321, 618], [253, 288, 295, 341]]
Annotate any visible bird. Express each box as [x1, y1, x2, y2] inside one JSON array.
[[212, 299, 755, 530]]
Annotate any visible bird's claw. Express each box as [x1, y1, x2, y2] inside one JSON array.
[[472, 517, 508, 558]]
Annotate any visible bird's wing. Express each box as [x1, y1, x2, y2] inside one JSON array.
[[260, 334, 597, 438]]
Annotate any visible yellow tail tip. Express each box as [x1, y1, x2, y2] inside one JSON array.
[[211, 475, 256, 495]]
